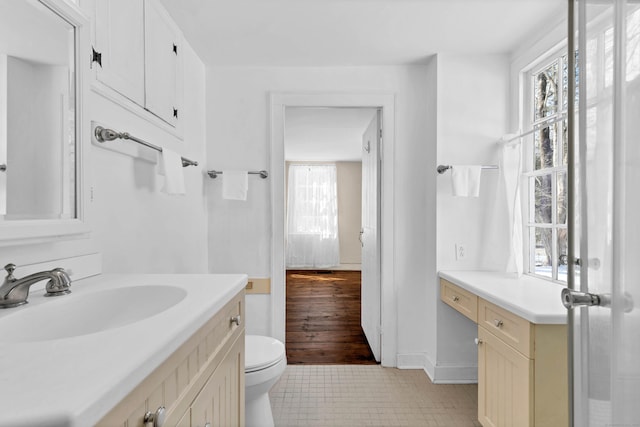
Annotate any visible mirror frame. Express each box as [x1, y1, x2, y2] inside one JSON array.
[[0, 0, 90, 246]]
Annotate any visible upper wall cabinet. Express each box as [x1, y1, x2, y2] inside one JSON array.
[[94, 0, 144, 106], [91, 0, 182, 134], [144, 0, 179, 126]]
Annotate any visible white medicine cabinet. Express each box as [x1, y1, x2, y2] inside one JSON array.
[[91, 0, 182, 134]]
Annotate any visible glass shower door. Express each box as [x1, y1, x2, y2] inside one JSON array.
[[566, 1, 640, 425]]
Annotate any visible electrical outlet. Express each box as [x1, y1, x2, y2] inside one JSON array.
[[456, 244, 466, 260]]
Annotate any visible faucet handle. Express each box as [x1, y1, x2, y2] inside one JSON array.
[[4, 263, 15, 278], [44, 268, 72, 296]]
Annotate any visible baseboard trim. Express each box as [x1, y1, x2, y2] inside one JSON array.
[[396, 353, 426, 370], [398, 353, 478, 384]]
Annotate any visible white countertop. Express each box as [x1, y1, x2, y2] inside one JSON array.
[[0, 273, 247, 427], [439, 270, 567, 324]]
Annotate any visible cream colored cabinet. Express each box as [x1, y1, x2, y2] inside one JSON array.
[[96, 290, 245, 427], [440, 279, 478, 322], [92, 0, 181, 128], [478, 326, 533, 427], [189, 336, 244, 427], [439, 279, 568, 427]]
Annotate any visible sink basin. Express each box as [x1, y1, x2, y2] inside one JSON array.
[[0, 285, 187, 343]]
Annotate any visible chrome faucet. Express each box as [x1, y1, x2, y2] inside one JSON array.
[[0, 263, 72, 308]]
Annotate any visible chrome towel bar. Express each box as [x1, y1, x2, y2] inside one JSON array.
[[207, 170, 269, 179], [94, 126, 198, 167]]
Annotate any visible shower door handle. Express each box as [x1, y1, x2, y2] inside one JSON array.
[[562, 288, 634, 312], [561, 288, 607, 309]]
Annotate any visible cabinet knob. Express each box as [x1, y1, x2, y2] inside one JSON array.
[[475, 338, 483, 346], [452, 296, 460, 302], [493, 319, 504, 328], [143, 406, 166, 427], [230, 315, 241, 326]]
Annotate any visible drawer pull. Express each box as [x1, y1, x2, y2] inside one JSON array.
[[143, 406, 166, 427], [494, 319, 504, 328], [230, 315, 241, 326], [452, 295, 460, 302]]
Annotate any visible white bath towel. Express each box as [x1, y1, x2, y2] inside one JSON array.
[[222, 170, 248, 200], [161, 148, 185, 195], [451, 165, 482, 197]]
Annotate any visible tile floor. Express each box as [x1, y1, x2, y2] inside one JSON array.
[[269, 365, 482, 427]]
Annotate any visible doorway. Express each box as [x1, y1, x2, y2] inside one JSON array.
[[270, 92, 397, 367], [283, 107, 379, 364]]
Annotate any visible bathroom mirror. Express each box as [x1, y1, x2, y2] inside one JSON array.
[[0, 0, 89, 243]]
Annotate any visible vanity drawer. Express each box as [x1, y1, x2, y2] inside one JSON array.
[[440, 279, 478, 322], [478, 298, 533, 357]]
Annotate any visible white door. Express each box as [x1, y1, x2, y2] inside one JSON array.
[[144, 0, 179, 126], [564, 2, 640, 425], [361, 110, 381, 362], [94, 0, 145, 106]]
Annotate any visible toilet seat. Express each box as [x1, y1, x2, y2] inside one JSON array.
[[245, 335, 286, 373]]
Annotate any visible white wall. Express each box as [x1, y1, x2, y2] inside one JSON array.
[[0, 7, 209, 275], [433, 54, 510, 382], [336, 161, 362, 266], [88, 39, 209, 273], [206, 66, 434, 357]]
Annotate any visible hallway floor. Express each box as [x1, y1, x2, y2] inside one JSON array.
[[270, 365, 481, 427], [286, 270, 377, 364]]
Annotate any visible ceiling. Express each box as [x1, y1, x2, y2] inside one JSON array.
[[285, 108, 377, 161], [159, 0, 566, 67], [157, 0, 566, 161]]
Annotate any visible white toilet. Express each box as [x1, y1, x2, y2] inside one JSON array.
[[245, 335, 287, 427]]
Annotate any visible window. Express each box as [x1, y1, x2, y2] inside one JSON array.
[[523, 7, 640, 283], [285, 164, 340, 268], [524, 53, 573, 282]]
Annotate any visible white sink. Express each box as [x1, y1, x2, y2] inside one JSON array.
[[0, 285, 187, 342]]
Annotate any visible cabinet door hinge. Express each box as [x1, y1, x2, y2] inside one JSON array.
[[91, 47, 102, 68], [173, 108, 178, 119], [173, 43, 178, 55]]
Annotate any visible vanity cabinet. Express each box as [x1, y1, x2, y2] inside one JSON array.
[[440, 279, 568, 427], [96, 290, 245, 427], [440, 278, 478, 322], [92, 0, 181, 129]]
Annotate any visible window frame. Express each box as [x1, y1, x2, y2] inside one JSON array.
[[521, 48, 570, 284]]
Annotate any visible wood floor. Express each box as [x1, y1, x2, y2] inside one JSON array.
[[286, 270, 377, 365]]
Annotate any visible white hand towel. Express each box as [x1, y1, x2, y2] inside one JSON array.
[[451, 165, 482, 197], [161, 148, 185, 195], [222, 171, 248, 201]]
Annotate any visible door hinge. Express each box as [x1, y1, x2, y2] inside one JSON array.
[[91, 47, 102, 68], [173, 108, 178, 119], [173, 43, 178, 55], [379, 129, 382, 138]]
